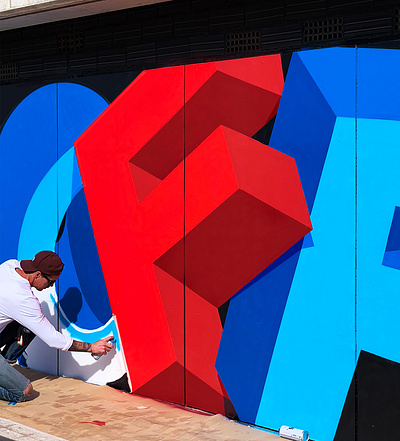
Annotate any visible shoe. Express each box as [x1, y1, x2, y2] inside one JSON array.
[[16, 354, 28, 368]]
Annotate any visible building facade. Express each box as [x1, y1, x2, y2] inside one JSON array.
[[1, 1, 400, 440]]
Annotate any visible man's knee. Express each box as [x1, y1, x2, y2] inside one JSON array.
[[24, 382, 33, 396]]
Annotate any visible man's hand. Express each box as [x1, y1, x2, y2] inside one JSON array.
[[90, 336, 114, 356], [69, 336, 114, 355]]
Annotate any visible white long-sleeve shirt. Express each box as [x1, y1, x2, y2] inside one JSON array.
[[0, 259, 73, 351]]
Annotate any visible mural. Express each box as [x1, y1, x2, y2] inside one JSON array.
[[0, 48, 399, 441]]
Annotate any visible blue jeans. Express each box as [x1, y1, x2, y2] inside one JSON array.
[[0, 354, 30, 402]]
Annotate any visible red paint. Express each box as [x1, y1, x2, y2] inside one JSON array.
[[155, 126, 312, 308], [80, 421, 106, 426], [76, 65, 186, 402], [75, 55, 310, 414]]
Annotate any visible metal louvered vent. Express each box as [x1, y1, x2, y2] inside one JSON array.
[[303, 18, 343, 43], [395, 8, 400, 32], [226, 31, 260, 54], [0, 63, 18, 80], [57, 32, 84, 53]]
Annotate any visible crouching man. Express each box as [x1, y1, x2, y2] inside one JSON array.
[[0, 251, 113, 402]]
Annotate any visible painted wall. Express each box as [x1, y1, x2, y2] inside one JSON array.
[[0, 47, 399, 441]]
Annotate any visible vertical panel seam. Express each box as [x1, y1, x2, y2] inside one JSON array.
[[183, 66, 186, 407], [354, 45, 358, 441], [56, 83, 60, 378]]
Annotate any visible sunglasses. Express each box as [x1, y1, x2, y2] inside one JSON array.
[[41, 272, 56, 286]]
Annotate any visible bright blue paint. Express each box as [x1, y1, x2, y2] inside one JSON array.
[[57, 83, 107, 158], [216, 240, 303, 423], [269, 53, 337, 213], [58, 189, 112, 329], [18, 148, 75, 259], [0, 84, 57, 260], [18, 157, 59, 259], [52, 294, 120, 351], [255, 118, 356, 441], [357, 49, 400, 121], [297, 48, 356, 118], [57, 147, 79, 231], [58, 213, 86, 323], [357, 119, 400, 364]]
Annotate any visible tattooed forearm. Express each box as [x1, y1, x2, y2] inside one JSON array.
[[68, 340, 92, 352]]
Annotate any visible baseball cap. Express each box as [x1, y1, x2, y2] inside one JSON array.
[[20, 251, 64, 276]]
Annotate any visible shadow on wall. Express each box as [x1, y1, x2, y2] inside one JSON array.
[[59, 287, 83, 324]]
